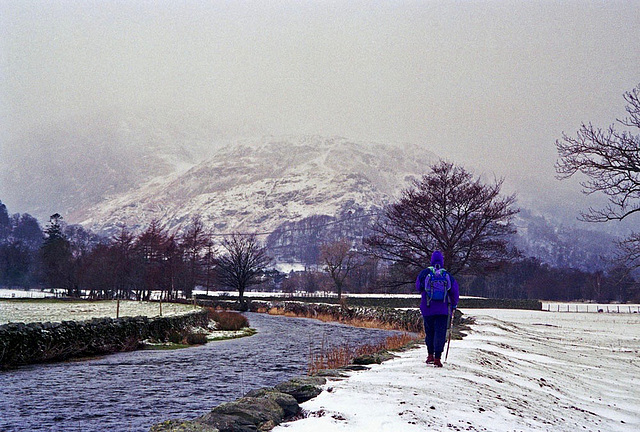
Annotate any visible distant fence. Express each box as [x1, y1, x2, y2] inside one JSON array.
[[542, 303, 640, 314]]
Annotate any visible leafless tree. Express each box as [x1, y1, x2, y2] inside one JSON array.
[[134, 220, 172, 300], [179, 216, 210, 297], [215, 233, 272, 307], [320, 238, 360, 300], [556, 83, 640, 268], [366, 160, 518, 283]]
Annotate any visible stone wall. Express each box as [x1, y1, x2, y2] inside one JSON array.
[[198, 299, 460, 333], [0, 310, 209, 368], [197, 295, 543, 311]]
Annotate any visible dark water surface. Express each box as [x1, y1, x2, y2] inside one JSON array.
[[0, 313, 401, 432]]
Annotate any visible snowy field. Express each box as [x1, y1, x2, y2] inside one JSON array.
[[274, 309, 640, 432], [0, 300, 197, 325], [0, 288, 53, 299]]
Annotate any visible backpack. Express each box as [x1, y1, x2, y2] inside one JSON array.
[[424, 266, 451, 305]]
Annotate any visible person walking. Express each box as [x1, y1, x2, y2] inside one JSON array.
[[416, 250, 459, 367]]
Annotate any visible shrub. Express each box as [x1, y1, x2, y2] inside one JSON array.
[[207, 309, 249, 331], [185, 332, 208, 345], [168, 331, 184, 344]]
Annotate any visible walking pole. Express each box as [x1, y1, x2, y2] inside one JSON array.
[[444, 308, 455, 362]]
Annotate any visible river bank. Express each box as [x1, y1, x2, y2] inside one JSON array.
[[272, 309, 640, 432], [0, 312, 404, 432]]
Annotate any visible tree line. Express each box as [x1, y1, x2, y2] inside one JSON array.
[[0, 205, 271, 304]]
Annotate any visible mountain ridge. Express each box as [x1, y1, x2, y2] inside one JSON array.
[[75, 135, 438, 237]]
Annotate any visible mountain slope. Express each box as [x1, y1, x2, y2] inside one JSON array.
[[74, 135, 622, 269], [76, 135, 438, 237]]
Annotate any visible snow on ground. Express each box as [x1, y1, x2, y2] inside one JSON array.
[[274, 309, 640, 432], [0, 289, 53, 299], [0, 300, 197, 325]]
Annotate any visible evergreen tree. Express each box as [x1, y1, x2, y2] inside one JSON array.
[[40, 213, 74, 295], [0, 200, 9, 242]]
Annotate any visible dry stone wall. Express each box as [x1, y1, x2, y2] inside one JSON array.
[[0, 310, 208, 368]]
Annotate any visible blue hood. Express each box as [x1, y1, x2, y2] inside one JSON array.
[[430, 250, 444, 269]]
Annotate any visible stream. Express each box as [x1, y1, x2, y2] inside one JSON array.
[[0, 312, 403, 432]]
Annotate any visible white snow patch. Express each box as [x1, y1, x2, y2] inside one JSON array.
[[274, 309, 640, 432], [0, 300, 197, 325], [0, 289, 53, 299]]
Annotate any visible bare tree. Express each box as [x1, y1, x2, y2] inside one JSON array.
[[556, 83, 640, 268], [320, 238, 360, 300], [179, 216, 210, 298], [366, 160, 518, 283], [215, 233, 271, 308], [201, 239, 217, 296], [134, 220, 171, 300], [111, 226, 137, 299]]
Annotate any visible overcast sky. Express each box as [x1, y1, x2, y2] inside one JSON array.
[[2, 0, 639, 220]]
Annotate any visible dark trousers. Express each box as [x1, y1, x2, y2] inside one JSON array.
[[423, 314, 449, 358]]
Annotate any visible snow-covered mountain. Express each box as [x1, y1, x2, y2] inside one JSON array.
[[513, 209, 619, 271], [2, 122, 623, 269], [76, 136, 438, 240], [71, 135, 622, 268]]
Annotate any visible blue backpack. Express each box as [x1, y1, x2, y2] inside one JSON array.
[[424, 266, 451, 305]]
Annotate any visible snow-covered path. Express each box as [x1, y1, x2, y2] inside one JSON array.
[[274, 309, 640, 432]]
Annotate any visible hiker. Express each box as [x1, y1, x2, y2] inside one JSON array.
[[416, 250, 459, 367]]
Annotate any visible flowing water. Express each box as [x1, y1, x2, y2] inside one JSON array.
[[0, 312, 402, 432]]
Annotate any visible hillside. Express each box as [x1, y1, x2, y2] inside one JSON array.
[[76, 135, 437, 237], [69, 134, 622, 269]]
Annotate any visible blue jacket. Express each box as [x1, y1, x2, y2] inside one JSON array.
[[415, 251, 459, 316]]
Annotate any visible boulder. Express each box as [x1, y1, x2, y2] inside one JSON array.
[[149, 419, 219, 432], [352, 351, 396, 365], [245, 388, 299, 417], [198, 396, 284, 432], [274, 376, 326, 403]]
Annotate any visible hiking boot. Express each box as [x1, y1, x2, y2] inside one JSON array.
[[433, 358, 443, 367], [426, 354, 435, 364]]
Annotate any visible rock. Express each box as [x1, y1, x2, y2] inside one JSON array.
[[258, 420, 276, 431], [274, 376, 326, 403], [352, 354, 378, 365], [339, 364, 370, 371], [199, 396, 284, 432], [244, 389, 300, 418], [149, 419, 219, 432], [353, 351, 397, 365], [313, 369, 349, 378]]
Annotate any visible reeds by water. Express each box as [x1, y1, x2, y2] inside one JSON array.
[[307, 331, 417, 375]]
